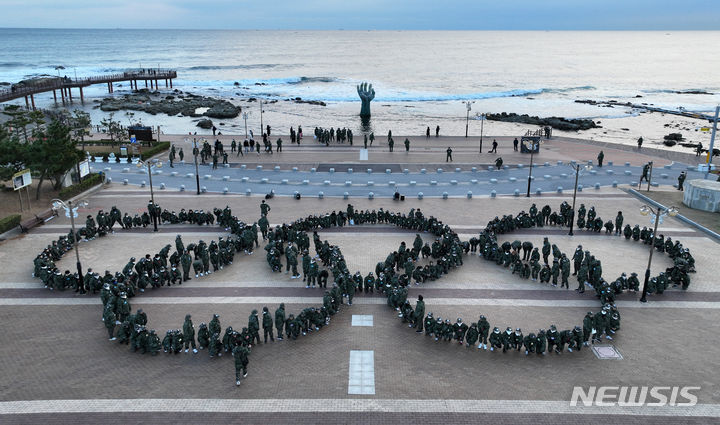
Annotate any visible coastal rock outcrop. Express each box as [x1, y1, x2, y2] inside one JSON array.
[[485, 112, 598, 131], [99, 93, 241, 119]]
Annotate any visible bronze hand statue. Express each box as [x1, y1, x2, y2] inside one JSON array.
[[357, 82, 375, 117]]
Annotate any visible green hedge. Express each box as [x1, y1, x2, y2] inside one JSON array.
[[140, 142, 170, 160], [59, 173, 103, 200], [0, 214, 21, 233]]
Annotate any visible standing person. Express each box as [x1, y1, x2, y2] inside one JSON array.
[[388, 137, 394, 152], [260, 200, 271, 216], [369, 132, 375, 146], [446, 147, 453, 162], [266, 125, 271, 137], [178, 148, 184, 162], [495, 157, 503, 170], [413, 295, 425, 333], [274, 303, 285, 340], [637, 137, 643, 149], [404, 138, 410, 152], [513, 138, 519, 151], [232, 344, 249, 386], [298, 126, 303, 141], [276, 138, 283, 152], [489, 139, 498, 153], [364, 134, 368, 149], [231, 139, 237, 153], [212, 153, 218, 170], [677, 171, 686, 191], [426, 126, 430, 138], [435, 125, 440, 137], [597, 150, 605, 167], [639, 163, 650, 184], [262, 306, 274, 343], [169, 145, 175, 168], [183, 314, 198, 353], [212, 125, 217, 136]]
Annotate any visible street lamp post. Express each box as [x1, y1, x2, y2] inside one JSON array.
[[568, 163, 591, 236], [51, 199, 88, 289], [136, 158, 162, 231], [242, 112, 250, 140], [526, 141, 539, 197], [188, 138, 201, 195], [638, 204, 679, 302], [479, 113, 485, 153], [463, 101, 474, 138]]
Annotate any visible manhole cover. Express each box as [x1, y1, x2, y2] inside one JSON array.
[[592, 345, 623, 360]]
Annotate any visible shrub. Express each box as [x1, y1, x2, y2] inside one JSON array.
[[58, 172, 103, 200], [0, 214, 21, 233], [140, 142, 170, 160]]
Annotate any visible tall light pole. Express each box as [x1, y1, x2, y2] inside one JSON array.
[[259, 100, 264, 139], [463, 101, 474, 138], [51, 199, 89, 289], [136, 158, 162, 231], [191, 138, 201, 195], [242, 112, 250, 140], [478, 113, 486, 153], [705, 105, 719, 179], [568, 163, 591, 236], [638, 204, 679, 302], [526, 139, 540, 197]]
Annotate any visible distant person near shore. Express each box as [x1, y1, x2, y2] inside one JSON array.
[[597, 150, 604, 167], [436, 125, 440, 137], [489, 139, 498, 153], [513, 138, 519, 151], [446, 147, 453, 162], [426, 126, 430, 138], [637, 137, 643, 149]]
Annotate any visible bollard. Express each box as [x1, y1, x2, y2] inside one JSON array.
[[367, 181, 374, 186], [455, 167, 461, 173], [417, 192, 424, 199], [517, 164, 524, 168], [514, 189, 520, 197], [347, 168, 353, 174], [386, 169, 391, 174], [536, 188, 542, 195], [223, 187, 229, 194], [557, 186, 563, 193], [323, 180, 331, 186], [490, 178, 497, 184], [274, 166, 281, 171], [544, 162, 550, 167], [106, 177, 112, 183], [241, 177, 249, 182], [594, 183, 601, 189], [612, 181, 618, 188], [160, 183, 166, 190], [660, 173, 668, 179], [624, 170, 632, 176], [201, 186, 207, 193], [318, 192, 324, 199], [607, 161, 613, 166], [442, 192, 449, 199], [246, 188, 252, 195], [302, 179, 309, 185], [578, 184, 583, 192], [503, 165, 509, 170], [420, 169, 427, 174], [606, 170, 614, 175], [560, 173, 568, 179], [140, 180, 146, 187], [403, 169, 409, 174], [292, 167, 298, 172], [437, 168, 443, 173], [389, 181, 396, 186], [368, 192, 374, 199], [170, 171, 178, 177], [367, 168, 372, 174], [490, 190, 496, 198], [311, 167, 316, 173], [625, 162, 631, 167], [543, 175, 551, 179], [343, 192, 349, 200], [467, 191, 472, 199], [123, 179, 128, 185], [430, 180, 438, 185], [557, 160, 563, 165], [123, 168, 130, 173], [223, 164, 229, 168], [186, 173, 194, 178], [329, 168, 335, 173]]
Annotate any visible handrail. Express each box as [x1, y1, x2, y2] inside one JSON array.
[[0, 69, 177, 101]]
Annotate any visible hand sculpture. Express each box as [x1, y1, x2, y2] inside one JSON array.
[[357, 82, 375, 117]]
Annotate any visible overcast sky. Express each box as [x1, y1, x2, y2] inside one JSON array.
[[0, 0, 718, 30]]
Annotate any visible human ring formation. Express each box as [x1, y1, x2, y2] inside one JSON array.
[[32, 201, 695, 385]]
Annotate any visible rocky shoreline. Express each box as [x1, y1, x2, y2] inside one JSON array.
[[97, 90, 241, 119], [485, 112, 598, 131]]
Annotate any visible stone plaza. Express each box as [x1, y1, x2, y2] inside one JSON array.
[[1, 134, 719, 424]]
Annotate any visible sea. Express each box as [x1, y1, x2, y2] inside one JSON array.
[[1, 29, 719, 136]]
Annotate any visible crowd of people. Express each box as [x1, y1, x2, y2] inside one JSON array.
[[31, 198, 696, 385]]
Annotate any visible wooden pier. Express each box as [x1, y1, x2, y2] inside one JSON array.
[[0, 69, 177, 110]]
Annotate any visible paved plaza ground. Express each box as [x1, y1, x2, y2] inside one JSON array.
[[1, 134, 719, 424]]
